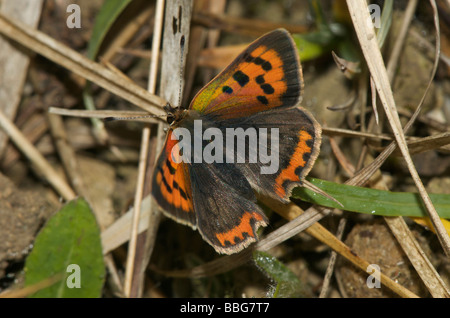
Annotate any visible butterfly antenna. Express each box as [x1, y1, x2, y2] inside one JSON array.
[[177, 35, 185, 110], [104, 114, 167, 122]]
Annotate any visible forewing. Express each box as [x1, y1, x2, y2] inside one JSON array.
[[189, 29, 303, 120], [151, 130, 196, 228]]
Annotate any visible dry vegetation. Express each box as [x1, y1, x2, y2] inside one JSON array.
[[0, 0, 449, 298]]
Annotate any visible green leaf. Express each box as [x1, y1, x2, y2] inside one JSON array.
[[292, 178, 450, 219], [24, 198, 105, 298], [86, 0, 133, 60], [253, 251, 305, 298]]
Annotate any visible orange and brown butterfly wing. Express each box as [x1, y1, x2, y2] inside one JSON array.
[[189, 29, 303, 119], [151, 130, 196, 228]]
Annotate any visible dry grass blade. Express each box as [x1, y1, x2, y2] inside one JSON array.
[[101, 195, 152, 254], [99, 4, 155, 63], [346, 0, 450, 256], [353, 1, 441, 186], [323, 127, 450, 156], [398, 108, 449, 133], [139, 0, 167, 293], [322, 126, 393, 140], [380, 1, 449, 297], [0, 13, 167, 118], [319, 218, 346, 298], [370, 77, 379, 124], [0, 109, 75, 200], [386, 0, 418, 84], [124, 0, 168, 298], [124, 124, 150, 297], [329, 137, 356, 176], [395, 132, 450, 156], [384, 216, 450, 297], [345, 0, 450, 297], [409, 27, 450, 68], [0, 273, 63, 298]]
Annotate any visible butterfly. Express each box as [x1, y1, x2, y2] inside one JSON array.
[[151, 29, 323, 255]]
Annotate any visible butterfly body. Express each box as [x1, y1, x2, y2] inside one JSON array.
[[152, 29, 321, 254]]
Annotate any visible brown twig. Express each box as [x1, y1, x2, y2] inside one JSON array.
[[192, 11, 309, 36], [0, 13, 167, 118]]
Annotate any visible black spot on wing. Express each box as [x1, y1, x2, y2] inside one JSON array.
[[233, 70, 249, 87], [158, 167, 172, 193], [253, 57, 272, 71], [260, 83, 274, 94], [262, 62, 272, 71], [255, 75, 265, 84], [165, 159, 176, 174], [257, 96, 269, 105], [173, 180, 188, 200], [222, 85, 233, 94]]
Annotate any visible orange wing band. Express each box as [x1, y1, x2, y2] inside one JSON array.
[[274, 130, 313, 198], [215, 211, 265, 247]]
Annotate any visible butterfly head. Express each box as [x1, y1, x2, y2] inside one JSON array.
[[164, 103, 188, 126]]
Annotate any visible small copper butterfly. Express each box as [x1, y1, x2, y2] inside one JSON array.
[[151, 29, 322, 254]]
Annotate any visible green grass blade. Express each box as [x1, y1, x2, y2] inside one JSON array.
[[376, 0, 393, 48], [292, 178, 450, 219], [86, 0, 133, 60]]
